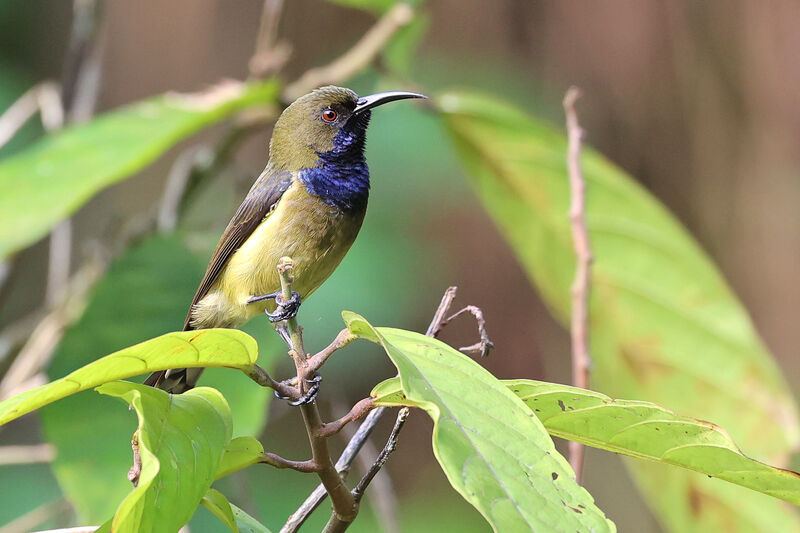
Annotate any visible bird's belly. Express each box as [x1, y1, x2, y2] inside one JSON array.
[[190, 185, 365, 328]]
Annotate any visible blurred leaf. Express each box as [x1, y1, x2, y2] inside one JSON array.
[[325, 0, 398, 15], [97, 382, 231, 533], [201, 489, 240, 533], [39, 235, 273, 523], [230, 502, 274, 533], [216, 436, 265, 480], [202, 489, 273, 533], [437, 90, 800, 531], [347, 312, 615, 533], [382, 12, 429, 76], [0, 328, 255, 426], [0, 80, 278, 259]]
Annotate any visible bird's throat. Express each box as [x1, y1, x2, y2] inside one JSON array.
[[298, 117, 371, 212]]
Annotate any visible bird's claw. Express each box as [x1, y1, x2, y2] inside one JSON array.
[[266, 290, 302, 323], [273, 373, 322, 406]]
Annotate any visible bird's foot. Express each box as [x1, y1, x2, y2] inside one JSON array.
[[266, 290, 302, 323], [273, 373, 322, 406]]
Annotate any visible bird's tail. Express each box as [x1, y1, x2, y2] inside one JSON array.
[[143, 321, 205, 394]]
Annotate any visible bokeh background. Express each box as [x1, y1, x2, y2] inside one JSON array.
[[1, 1, 799, 532]]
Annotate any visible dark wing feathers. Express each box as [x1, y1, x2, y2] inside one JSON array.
[[182, 167, 294, 330]]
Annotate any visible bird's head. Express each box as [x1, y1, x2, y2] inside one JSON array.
[[269, 85, 425, 171]]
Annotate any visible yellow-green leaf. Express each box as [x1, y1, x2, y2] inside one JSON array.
[[98, 382, 232, 533], [437, 90, 800, 532], [0, 328, 257, 426], [216, 437, 265, 480], [347, 312, 615, 533], [0, 80, 278, 259]]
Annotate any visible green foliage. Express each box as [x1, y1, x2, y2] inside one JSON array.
[[346, 312, 616, 533], [97, 382, 231, 533], [0, 328, 255, 426], [202, 489, 273, 533], [437, 90, 800, 532], [216, 437, 266, 479], [508, 379, 800, 506], [382, 12, 430, 76], [0, 80, 278, 260]]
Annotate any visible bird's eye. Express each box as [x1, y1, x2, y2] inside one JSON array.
[[321, 109, 338, 122]]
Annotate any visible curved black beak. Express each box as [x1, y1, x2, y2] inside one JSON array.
[[354, 91, 427, 114]]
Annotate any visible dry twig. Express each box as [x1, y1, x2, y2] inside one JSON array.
[[563, 86, 593, 483]]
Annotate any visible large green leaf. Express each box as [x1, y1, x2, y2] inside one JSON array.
[[345, 312, 615, 533], [375, 377, 800, 506], [0, 328, 255, 426], [0, 80, 278, 259], [437, 90, 800, 532], [97, 382, 231, 533], [508, 380, 800, 506], [38, 235, 274, 523]]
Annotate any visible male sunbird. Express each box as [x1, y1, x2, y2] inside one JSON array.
[[146, 86, 425, 394]]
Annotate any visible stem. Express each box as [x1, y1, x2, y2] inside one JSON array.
[[275, 257, 358, 523], [563, 86, 593, 484]]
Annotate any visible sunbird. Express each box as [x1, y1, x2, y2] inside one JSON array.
[[146, 86, 425, 394]]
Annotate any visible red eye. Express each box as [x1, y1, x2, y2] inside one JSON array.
[[322, 109, 338, 122]]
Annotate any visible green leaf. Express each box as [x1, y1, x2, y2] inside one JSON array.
[[325, 0, 397, 15], [0, 80, 278, 259], [97, 382, 232, 533], [503, 380, 800, 506], [230, 502, 273, 533], [39, 235, 273, 523], [202, 489, 240, 533], [201, 488, 273, 533], [346, 312, 615, 533], [216, 436, 265, 479], [437, 90, 800, 531], [382, 12, 429, 76], [0, 328, 256, 426]]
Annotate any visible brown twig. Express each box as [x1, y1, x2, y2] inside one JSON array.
[[260, 453, 318, 473], [0, 444, 55, 465], [274, 258, 359, 525], [351, 407, 409, 504], [249, 0, 291, 78], [317, 397, 375, 438], [282, 2, 414, 101], [563, 86, 593, 484], [280, 286, 469, 532]]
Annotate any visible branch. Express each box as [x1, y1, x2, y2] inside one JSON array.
[[282, 3, 414, 101], [351, 407, 409, 503], [563, 86, 593, 484], [280, 286, 464, 533], [274, 258, 358, 524]]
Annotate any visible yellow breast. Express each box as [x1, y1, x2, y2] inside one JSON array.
[[190, 181, 365, 328]]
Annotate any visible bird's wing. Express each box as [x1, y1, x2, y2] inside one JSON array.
[[183, 166, 294, 330]]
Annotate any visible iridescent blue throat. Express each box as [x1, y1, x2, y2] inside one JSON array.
[[299, 112, 371, 213]]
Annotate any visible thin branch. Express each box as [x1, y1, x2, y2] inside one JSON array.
[[260, 453, 319, 473], [249, 0, 291, 78], [0, 444, 55, 465], [317, 397, 375, 438], [275, 258, 358, 524], [0, 500, 72, 533], [282, 2, 414, 101], [441, 305, 494, 358], [281, 286, 461, 533], [563, 86, 593, 484], [280, 407, 387, 533], [351, 407, 409, 503], [306, 328, 357, 374]]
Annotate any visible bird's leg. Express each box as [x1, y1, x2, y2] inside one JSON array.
[[267, 290, 302, 323], [273, 321, 293, 348], [273, 373, 323, 406]]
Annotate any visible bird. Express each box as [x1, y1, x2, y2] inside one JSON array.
[[145, 85, 425, 395]]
